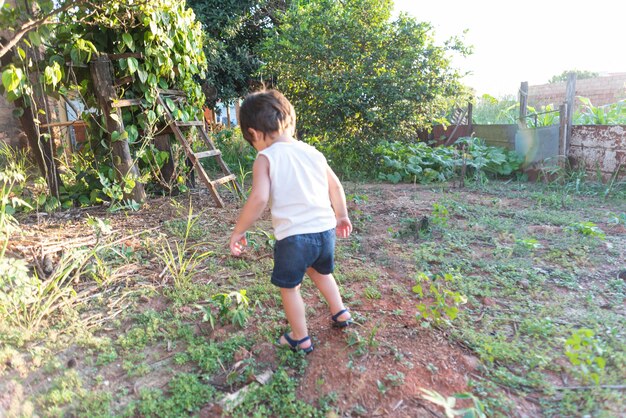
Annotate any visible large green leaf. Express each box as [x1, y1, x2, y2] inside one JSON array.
[[2, 66, 23, 92]]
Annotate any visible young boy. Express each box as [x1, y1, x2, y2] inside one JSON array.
[[229, 89, 353, 353]]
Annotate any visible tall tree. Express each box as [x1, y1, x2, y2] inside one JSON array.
[[187, 0, 289, 105], [260, 0, 471, 172]]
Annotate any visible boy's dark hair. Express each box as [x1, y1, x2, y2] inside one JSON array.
[[239, 90, 296, 145]]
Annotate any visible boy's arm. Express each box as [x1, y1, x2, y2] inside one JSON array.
[[327, 165, 352, 238], [230, 156, 271, 255]]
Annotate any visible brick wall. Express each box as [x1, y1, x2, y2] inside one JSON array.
[[528, 73, 626, 110]]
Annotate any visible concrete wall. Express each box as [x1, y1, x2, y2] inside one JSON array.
[[528, 73, 626, 111], [570, 125, 626, 179]]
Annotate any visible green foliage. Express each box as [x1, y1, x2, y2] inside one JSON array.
[[261, 0, 470, 175], [373, 137, 522, 184], [186, 335, 252, 375], [157, 201, 212, 289], [549, 70, 599, 84], [0, 249, 86, 336], [608, 212, 626, 226], [565, 221, 606, 240], [574, 97, 626, 125], [200, 289, 251, 328], [232, 369, 325, 417], [1, 0, 209, 207], [565, 329, 606, 385], [0, 145, 32, 243], [131, 373, 215, 416], [472, 95, 559, 127], [472, 94, 517, 125], [212, 128, 256, 172], [431, 202, 450, 228], [413, 272, 467, 326], [187, 0, 287, 104]]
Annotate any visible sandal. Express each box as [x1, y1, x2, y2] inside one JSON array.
[[277, 333, 314, 354], [331, 308, 353, 328]]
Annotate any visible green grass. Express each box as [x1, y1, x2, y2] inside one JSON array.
[[1, 178, 624, 416]]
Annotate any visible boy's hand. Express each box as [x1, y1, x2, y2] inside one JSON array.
[[230, 232, 247, 256], [336, 216, 353, 239]]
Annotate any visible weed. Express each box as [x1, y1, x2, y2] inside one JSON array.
[[514, 237, 542, 252], [123, 352, 150, 377], [247, 228, 276, 252], [199, 289, 251, 328], [384, 371, 405, 387], [419, 387, 487, 418], [566, 221, 606, 240], [363, 285, 381, 300], [396, 215, 431, 240], [38, 369, 83, 415], [607, 212, 626, 226], [74, 391, 113, 417], [431, 202, 450, 228], [376, 380, 388, 394], [187, 335, 252, 375], [413, 272, 467, 326], [345, 330, 368, 357], [157, 200, 212, 289], [0, 248, 87, 336], [351, 404, 368, 416], [564, 328, 606, 385], [230, 369, 324, 417]]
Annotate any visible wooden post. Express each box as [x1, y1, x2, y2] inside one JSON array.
[[565, 72, 576, 156], [467, 100, 473, 134], [90, 56, 146, 203], [226, 103, 232, 129], [518, 81, 528, 128], [558, 104, 567, 157]]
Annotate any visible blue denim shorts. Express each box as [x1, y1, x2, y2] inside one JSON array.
[[271, 229, 336, 288]]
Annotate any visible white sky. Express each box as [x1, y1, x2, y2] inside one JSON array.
[[393, 0, 625, 98]]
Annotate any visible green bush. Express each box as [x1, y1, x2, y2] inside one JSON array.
[[373, 137, 522, 184]]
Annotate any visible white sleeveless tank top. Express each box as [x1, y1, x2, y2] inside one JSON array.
[[258, 141, 337, 240]]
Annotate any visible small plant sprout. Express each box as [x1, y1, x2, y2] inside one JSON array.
[[384, 371, 405, 387]]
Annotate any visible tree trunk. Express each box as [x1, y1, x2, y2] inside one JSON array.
[[90, 56, 146, 203], [1, 45, 62, 198]]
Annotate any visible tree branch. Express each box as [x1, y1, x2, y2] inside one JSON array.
[[0, 0, 89, 59]]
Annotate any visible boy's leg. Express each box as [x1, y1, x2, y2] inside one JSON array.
[[306, 267, 351, 322], [279, 285, 312, 349]]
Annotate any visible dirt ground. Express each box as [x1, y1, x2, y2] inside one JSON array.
[[2, 181, 625, 417]]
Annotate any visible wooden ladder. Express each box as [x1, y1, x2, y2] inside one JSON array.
[[156, 89, 242, 208]]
